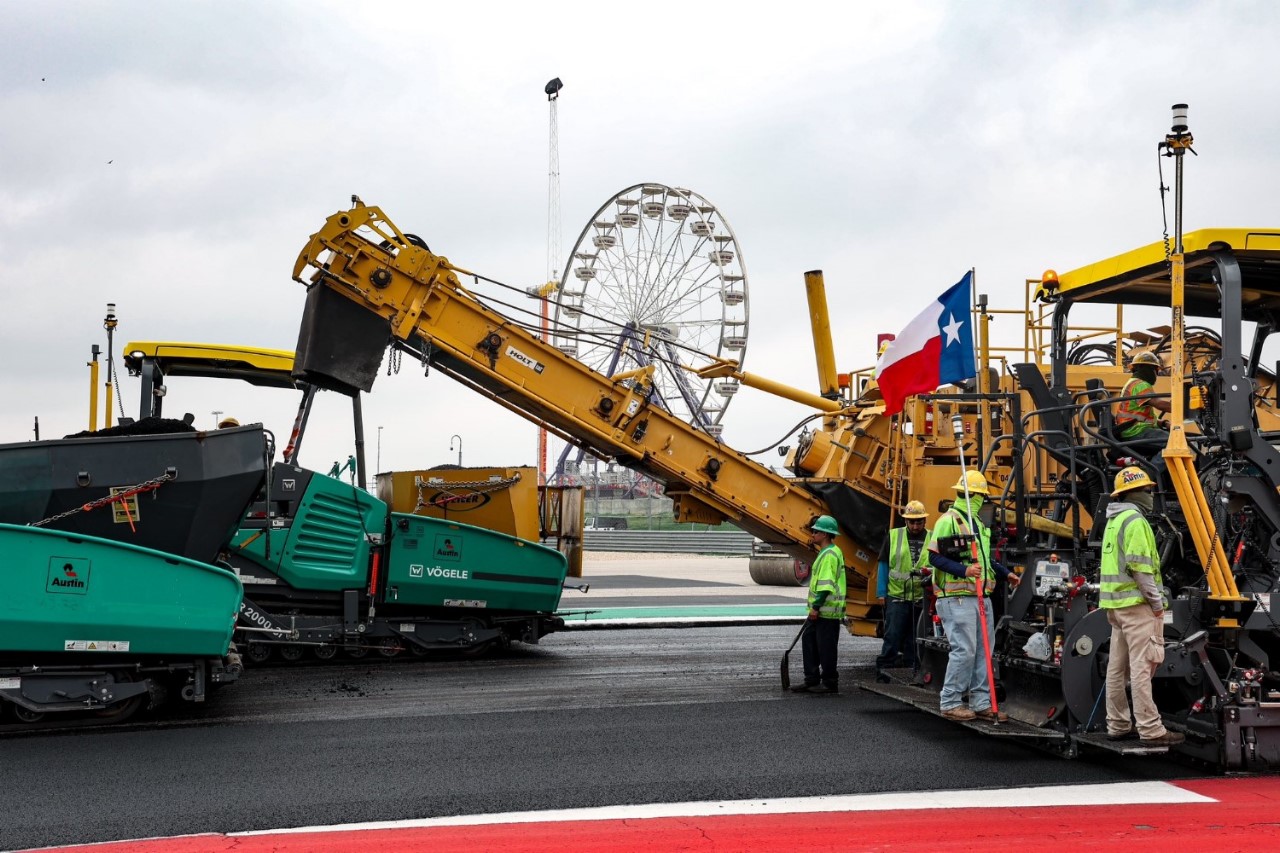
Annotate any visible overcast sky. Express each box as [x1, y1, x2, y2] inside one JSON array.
[[5, 1, 1280, 484]]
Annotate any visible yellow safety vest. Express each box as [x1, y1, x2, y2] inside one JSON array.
[[929, 508, 995, 597], [887, 526, 930, 601], [808, 544, 847, 619], [1099, 508, 1162, 609]]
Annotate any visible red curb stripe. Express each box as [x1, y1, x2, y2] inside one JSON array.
[[26, 778, 1280, 853]]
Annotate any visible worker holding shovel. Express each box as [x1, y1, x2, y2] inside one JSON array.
[[790, 515, 846, 694]]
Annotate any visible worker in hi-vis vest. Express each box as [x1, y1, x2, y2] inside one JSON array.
[[875, 500, 930, 683], [927, 471, 1020, 722], [1113, 351, 1170, 452], [1101, 466, 1183, 747], [790, 514, 846, 694]]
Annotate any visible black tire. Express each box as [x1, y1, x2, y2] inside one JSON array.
[[93, 671, 146, 721], [246, 643, 274, 664], [11, 705, 45, 724], [459, 640, 496, 659], [93, 694, 144, 722]]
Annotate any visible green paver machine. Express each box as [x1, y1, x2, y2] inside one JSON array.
[[123, 342, 569, 662]]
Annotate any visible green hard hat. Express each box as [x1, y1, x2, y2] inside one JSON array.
[[809, 515, 840, 535]]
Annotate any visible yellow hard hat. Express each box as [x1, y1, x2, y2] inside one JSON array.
[[1112, 466, 1155, 497], [953, 470, 989, 496], [902, 500, 928, 519], [1130, 351, 1161, 368], [218, 417, 240, 428]]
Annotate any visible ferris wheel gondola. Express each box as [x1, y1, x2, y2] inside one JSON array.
[[552, 183, 750, 445]]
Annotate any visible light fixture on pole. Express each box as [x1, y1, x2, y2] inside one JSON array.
[[103, 303, 119, 429], [450, 434, 463, 467], [377, 426, 384, 474], [212, 410, 223, 429], [539, 76, 564, 488]]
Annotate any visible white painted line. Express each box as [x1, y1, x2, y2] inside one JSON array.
[[12, 831, 219, 851], [235, 780, 1213, 836]]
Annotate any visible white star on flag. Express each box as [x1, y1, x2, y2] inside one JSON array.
[[942, 313, 964, 346]]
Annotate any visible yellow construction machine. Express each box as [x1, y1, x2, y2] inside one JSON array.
[[284, 108, 1280, 769]]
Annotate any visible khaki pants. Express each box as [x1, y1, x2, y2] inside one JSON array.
[[1105, 605, 1166, 738]]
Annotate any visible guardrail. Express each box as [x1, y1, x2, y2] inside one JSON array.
[[580, 530, 754, 555]]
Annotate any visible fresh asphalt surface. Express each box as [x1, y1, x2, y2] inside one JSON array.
[[3, 625, 1196, 852]]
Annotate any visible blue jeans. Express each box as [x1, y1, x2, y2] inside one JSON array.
[[876, 599, 921, 670], [935, 595, 995, 711]]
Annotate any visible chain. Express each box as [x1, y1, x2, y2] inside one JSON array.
[[424, 477, 520, 491], [1157, 146, 1172, 262], [109, 358, 126, 422], [413, 474, 520, 511], [29, 472, 176, 527]]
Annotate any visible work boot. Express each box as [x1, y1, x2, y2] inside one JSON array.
[[974, 708, 1009, 723], [815, 683, 839, 694], [790, 683, 819, 693], [941, 707, 976, 721], [874, 670, 891, 684], [1139, 731, 1185, 746], [1106, 729, 1138, 742]]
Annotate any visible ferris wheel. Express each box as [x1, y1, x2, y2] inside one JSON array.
[[552, 183, 750, 440]]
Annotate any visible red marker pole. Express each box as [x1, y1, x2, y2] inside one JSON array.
[[953, 415, 1000, 721]]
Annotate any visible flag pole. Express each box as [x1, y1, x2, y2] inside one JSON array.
[[969, 267, 981, 388], [973, 267, 991, 467], [953, 413, 1001, 723], [885, 411, 901, 611]]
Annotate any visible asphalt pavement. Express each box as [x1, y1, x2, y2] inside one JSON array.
[[3, 621, 1194, 852]]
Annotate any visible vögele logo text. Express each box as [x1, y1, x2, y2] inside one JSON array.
[[426, 566, 469, 580]]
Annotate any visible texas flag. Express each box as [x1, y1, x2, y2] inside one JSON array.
[[874, 272, 977, 416]]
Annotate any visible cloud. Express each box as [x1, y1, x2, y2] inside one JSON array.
[[3, 0, 1280, 484]]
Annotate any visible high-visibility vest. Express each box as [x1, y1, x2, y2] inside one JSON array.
[[887, 526, 930, 601], [1115, 377, 1159, 437], [808, 544, 846, 619], [1100, 508, 1162, 609], [929, 508, 995, 597]]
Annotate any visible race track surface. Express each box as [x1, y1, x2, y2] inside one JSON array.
[[2, 626, 1194, 851]]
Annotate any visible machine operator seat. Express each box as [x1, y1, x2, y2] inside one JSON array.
[[1011, 364, 1088, 466], [1014, 366, 1116, 520], [1082, 379, 1122, 455], [1083, 377, 1169, 477]]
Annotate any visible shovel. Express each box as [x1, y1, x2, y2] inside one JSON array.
[[780, 620, 809, 690]]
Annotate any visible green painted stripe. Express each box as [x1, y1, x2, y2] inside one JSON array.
[[558, 604, 807, 622]]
